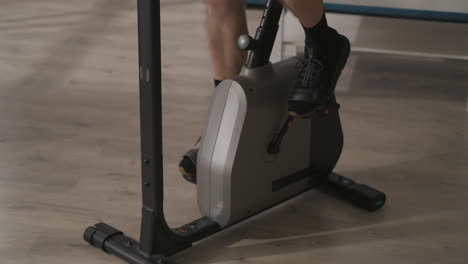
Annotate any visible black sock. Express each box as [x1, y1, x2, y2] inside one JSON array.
[[302, 13, 329, 55], [214, 79, 222, 87]]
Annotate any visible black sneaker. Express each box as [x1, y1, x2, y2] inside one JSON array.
[[178, 148, 198, 184], [178, 80, 224, 184], [179, 137, 201, 184], [288, 29, 350, 118]]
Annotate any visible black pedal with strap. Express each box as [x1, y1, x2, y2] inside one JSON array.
[[268, 101, 340, 155]]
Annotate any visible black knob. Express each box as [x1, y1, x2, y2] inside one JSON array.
[[238, 34, 257, 50]]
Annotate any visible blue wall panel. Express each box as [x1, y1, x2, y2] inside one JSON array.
[[246, 0, 468, 23]]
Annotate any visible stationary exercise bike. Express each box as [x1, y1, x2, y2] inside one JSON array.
[[83, 1, 386, 263]]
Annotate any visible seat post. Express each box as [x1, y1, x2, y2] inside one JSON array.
[[246, 0, 284, 68]]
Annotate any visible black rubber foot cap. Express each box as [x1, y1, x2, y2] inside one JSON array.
[[83, 226, 97, 243]]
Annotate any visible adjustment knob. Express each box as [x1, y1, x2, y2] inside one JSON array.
[[238, 34, 257, 50]]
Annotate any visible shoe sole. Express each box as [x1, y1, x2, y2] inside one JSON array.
[[289, 35, 351, 118], [289, 111, 309, 118], [178, 167, 195, 177], [179, 167, 197, 184]]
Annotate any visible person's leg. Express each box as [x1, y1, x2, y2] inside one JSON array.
[[179, 0, 248, 183], [283, 0, 351, 117], [282, 0, 324, 28], [207, 0, 248, 83]]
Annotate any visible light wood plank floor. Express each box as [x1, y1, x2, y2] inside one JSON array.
[[0, 0, 467, 263]]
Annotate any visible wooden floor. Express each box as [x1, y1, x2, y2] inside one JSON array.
[[0, 0, 467, 263]]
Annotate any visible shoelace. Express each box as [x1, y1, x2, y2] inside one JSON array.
[[295, 56, 324, 88]]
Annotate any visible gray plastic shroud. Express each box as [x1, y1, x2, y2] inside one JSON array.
[[197, 57, 313, 228]]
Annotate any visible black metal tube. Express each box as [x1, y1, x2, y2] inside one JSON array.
[[326, 174, 386, 212], [84, 223, 176, 264], [137, 0, 169, 254], [136, 0, 220, 256], [246, 0, 284, 68]]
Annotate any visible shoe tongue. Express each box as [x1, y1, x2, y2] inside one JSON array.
[[305, 46, 315, 58], [305, 46, 326, 63]]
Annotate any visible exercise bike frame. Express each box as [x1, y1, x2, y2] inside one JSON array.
[[83, 1, 385, 263]]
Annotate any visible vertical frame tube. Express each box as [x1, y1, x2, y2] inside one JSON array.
[[246, 0, 284, 68], [137, 0, 167, 253]]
